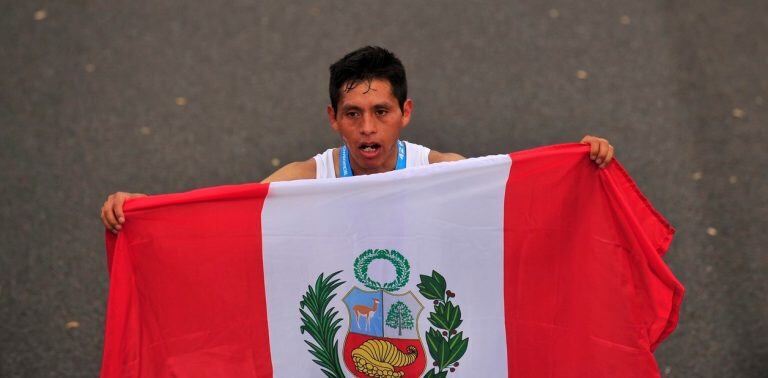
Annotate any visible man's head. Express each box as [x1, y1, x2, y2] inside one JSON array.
[[328, 46, 407, 114], [326, 46, 413, 174]]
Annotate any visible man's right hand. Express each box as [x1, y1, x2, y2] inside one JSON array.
[[100, 192, 147, 233]]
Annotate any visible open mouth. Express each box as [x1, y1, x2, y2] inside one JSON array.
[[359, 143, 381, 152], [358, 143, 382, 158]]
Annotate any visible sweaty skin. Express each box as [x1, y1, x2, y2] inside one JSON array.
[[99, 79, 614, 233]]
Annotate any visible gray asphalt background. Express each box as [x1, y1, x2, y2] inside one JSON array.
[[1, 1, 766, 377]]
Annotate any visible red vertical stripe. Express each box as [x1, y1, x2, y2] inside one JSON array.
[[503, 144, 683, 377], [101, 183, 273, 377]]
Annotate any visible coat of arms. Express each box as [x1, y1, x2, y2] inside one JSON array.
[[300, 249, 469, 378]]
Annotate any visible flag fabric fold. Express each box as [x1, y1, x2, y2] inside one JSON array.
[[101, 143, 683, 378]]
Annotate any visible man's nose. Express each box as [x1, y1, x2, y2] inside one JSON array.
[[360, 113, 377, 135]]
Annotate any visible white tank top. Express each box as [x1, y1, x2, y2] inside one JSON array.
[[313, 141, 431, 179]]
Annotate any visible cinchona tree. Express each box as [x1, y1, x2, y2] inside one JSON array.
[[385, 301, 415, 336]]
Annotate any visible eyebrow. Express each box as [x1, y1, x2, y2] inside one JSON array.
[[340, 104, 362, 112], [339, 101, 395, 113]]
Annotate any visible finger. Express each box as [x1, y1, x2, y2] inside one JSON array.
[[600, 145, 615, 168], [111, 201, 123, 230], [595, 140, 609, 165], [114, 195, 126, 225], [104, 197, 119, 230], [103, 213, 118, 234], [100, 205, 111, 229], [588, 139, 599, 160]]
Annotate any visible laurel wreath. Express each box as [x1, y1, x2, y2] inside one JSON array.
[[299, 271, 346, 378], [353, 249, 410, 291], [418, 270, 469, 377]]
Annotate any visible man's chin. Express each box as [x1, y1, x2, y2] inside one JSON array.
[[359, 159, 384, 170], [353, 156, 388, 173]]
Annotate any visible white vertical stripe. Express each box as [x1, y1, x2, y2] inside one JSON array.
[[261, 155, 511, 377]]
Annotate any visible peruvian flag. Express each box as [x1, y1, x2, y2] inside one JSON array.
[[101, 144, 683, 377]]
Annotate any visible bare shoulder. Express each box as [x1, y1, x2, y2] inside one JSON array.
[[260, 158, 316, 183], [428, 150, 466, 164]]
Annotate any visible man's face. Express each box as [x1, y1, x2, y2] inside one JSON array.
[[327, 78, 413, 173]]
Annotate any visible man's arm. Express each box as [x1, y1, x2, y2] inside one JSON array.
[[428, 150, 466, 163], [102, 159, 316, 233], [429, 135, 614, 168], [260, 158, 316, 183]]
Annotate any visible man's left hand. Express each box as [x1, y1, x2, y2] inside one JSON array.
[[580, 135, 614, 169]]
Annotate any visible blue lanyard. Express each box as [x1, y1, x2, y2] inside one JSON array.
[[339, 140, 406, 177]]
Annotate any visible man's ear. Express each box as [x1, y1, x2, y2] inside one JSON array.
[[327, 105, 339, 132], [400, 99, 413, 129]]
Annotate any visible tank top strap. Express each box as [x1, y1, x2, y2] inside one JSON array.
[[313, 148, 337, 179], [403, 141, 431, 168]]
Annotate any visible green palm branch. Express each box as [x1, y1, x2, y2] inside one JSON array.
[[299, 271, 346, 378]]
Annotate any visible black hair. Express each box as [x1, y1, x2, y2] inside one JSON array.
[[329, 46, 407, 114]]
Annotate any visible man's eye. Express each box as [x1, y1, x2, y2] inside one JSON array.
[[346, 111, 360, 118], [375, 109, 389, 116]]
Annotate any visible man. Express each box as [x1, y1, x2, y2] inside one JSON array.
[[101, 46, 614, 232]]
